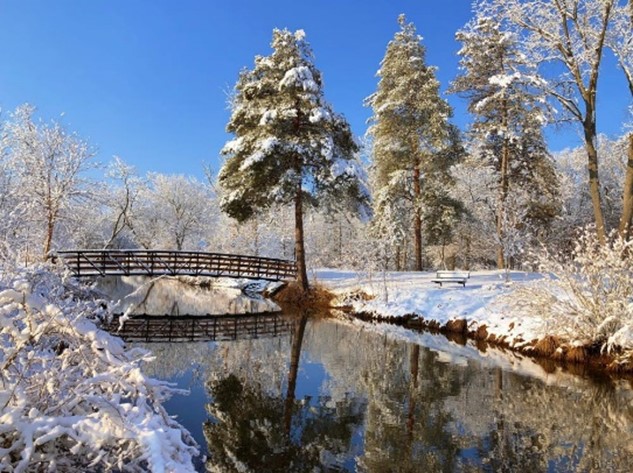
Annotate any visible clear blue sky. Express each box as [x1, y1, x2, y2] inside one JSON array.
[[0, 1, 629, 179]]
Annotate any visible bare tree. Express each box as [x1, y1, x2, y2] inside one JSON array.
[[128, 173, 215, 250], [3, 105, 96, 257], [103, 157, 142, 248], [481, 0, 620, 244], [608, 1, 633, 238]]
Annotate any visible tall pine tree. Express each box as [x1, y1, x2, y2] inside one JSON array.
[[451, 14, 559, 268], [219, 29, 367, 291], [367, 15, 457, 271]]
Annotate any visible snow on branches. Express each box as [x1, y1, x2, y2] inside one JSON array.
[[507, 228, 633, 365], [0, 265, 199, 472], [219, 28, 367, 221]]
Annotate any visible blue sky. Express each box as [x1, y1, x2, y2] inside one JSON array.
[[0, 1, 629, 179]]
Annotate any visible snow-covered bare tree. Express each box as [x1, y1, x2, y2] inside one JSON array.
[[218, 29, 368, 291], [128, 173, 215, 250], [0, 265, 199, 471], [451, 13, 559, 269], [366, 15, 459, 271], [552, 134, 630, 250], [0, 128, 19, 260], [1, 104, 97, 259], [210, 205, 294, 260], [100, 157, 143, 248], [478, 0, 622, 244], [608, 1, 633, 238], [450, 152, 499, 269]]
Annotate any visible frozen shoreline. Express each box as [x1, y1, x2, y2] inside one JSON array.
[[314, 268, 631, 371]]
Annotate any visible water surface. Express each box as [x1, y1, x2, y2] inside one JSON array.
[[124, 314, 633, 472]]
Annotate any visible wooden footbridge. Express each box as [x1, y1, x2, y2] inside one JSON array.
[[102, 313, 294, 343], [55, 249, 297, 282]]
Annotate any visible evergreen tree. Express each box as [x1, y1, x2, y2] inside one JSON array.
[[218, 29, 367, 291], [451, 14, 559, 268], [366, 15, 457, 271]]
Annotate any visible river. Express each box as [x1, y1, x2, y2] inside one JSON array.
[[101, 277, 633, 472]]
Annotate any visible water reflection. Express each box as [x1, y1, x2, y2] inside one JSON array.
[[101, 313, 294, 343], [95, 275, 280, 316], [131, 315, 633, 472]]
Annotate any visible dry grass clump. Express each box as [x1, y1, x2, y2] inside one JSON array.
[[566, 346, 588, 363], [474, 325, 489, 340], [532, 335, 561, 357], [272, 282, 336, 311], [444, 318, 467, 333]]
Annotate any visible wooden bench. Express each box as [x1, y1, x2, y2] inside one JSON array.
[[431, 270, 470, 287]]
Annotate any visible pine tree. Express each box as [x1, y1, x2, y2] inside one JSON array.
[[218, 29, 367, 291], [367, 15, 457, 271], [451, 14, 559, 268]]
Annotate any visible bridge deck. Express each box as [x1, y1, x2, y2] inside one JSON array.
[[55, 249, 297, 281]]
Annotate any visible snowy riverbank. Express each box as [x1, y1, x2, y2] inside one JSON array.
[[313, 269, 633, 370], [0, 266, 199, 472]]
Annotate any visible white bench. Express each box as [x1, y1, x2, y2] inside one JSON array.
[[431, 270, 470, 287]]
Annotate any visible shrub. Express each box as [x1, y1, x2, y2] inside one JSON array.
[[509, 228, 633, 364], [0, 265, 199, 472]]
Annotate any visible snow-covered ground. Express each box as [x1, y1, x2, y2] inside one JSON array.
[[313, 269, 550, 349]]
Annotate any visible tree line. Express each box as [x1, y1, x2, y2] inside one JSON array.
[[1, 0, 631, 288]]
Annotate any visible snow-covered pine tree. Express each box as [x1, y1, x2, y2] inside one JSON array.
[[218, 29, 367, 291], [451, 14, 559, 268], [366, 15, 457, 271]]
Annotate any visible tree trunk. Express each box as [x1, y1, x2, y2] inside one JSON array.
[[283, 314, 308, 434], [294, 188, 309, 292], [44, 212, 55, 258], [584, 117, 607, 244], [43, 189, 56, 258], [496, 107, 510, 270], [619, 134, 633, 240], [413, 163, 423, 271]]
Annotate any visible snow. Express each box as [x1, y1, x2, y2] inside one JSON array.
[[0, 265, 199, 472], [239, 137, 278, 171], [488, 72, 522, 87], [313, 269, 550, 347], [221, 137, 243, 155], [259, 110, 278, 126], [308, 106, 331, 124], [279, 66, 319, 93]]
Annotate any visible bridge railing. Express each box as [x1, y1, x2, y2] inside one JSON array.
[[54, 249, 297, 281]]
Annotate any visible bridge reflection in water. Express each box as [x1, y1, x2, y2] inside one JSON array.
[[103, 313, 294, 343]]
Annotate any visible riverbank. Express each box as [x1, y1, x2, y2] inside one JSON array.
[[0, 265, 199, 471], [313, 269, 633, 373]]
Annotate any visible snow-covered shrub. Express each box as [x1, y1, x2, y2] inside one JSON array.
[[0, 265, 199, 472], [508, 228, 633, 363]]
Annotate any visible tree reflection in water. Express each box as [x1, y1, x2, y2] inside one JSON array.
[[127, 311, 633, 472], [203, 313, 365, 472], [304, 321, 633, 473]]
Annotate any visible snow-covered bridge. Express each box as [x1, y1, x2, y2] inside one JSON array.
[[55, 249, 297, 281]]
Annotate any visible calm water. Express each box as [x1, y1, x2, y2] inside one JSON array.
[[99, 278, 633, 472], [121, 314, 633, 473]]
